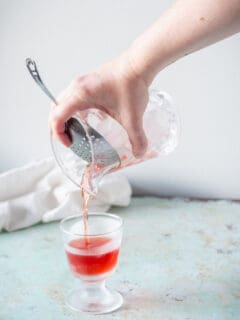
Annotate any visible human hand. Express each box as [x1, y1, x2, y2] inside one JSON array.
[[49, 53, 149, 158]]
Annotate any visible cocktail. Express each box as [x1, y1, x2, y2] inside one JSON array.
[[60, 212, 123, 314]]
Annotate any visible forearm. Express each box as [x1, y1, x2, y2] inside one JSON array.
[[128, 0, 240, 85]]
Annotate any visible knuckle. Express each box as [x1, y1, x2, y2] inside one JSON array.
[[72, 76, 84, 87], [80, 82, 91, 95], [72, 77, 92, 97], [134, 133, 145, 147], [74, 75, 87, 84], [138, 137, 147, 150]]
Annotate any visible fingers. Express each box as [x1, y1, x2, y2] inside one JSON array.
[[49, 84, 90, 146], [122, 114, 148, 158]]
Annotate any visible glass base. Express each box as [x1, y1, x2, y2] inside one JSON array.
[[66, 281, 123, 314]]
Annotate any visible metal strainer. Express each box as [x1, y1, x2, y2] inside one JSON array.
[[26, 58, 120, 167]]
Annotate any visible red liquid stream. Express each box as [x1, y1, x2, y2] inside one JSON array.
[[80, 166, 92, 242], [80, 163, 107, 238], [66, 237, 119, 276], [81, 187, 90, 236]]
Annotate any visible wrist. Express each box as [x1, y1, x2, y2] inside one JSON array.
[[125, 46, 152, 86], [126, 38, 164, 86], [112, 51, 149, 90]]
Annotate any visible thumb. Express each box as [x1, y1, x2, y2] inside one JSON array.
[[123, 116, 148, 158]]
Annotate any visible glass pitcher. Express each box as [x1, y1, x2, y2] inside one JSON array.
[[51, 90, 180, 195]]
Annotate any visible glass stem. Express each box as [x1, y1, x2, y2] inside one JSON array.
[[80, 280, 110, 302]]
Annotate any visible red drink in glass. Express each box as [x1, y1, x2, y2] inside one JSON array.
[[66, 237, 120, 277]]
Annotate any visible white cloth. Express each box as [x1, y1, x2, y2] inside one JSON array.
[[0, 158, 131, 232]]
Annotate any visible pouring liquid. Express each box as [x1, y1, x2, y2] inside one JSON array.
[[80, 150, 157, 241], [80, 166, 92, 244]]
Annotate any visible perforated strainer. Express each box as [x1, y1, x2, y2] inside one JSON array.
[[26, 58, 121, 168]]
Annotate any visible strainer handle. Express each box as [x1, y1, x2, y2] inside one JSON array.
[[26, 58, 58, 105]]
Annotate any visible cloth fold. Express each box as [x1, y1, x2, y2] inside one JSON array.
[[0, 158, 131, 232]]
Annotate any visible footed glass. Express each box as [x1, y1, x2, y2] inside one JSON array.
[[60, 212, 123, 314]]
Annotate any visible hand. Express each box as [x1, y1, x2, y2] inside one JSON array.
[[49, 53, 149, 158]]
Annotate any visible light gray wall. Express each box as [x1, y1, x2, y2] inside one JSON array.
[[1, 0, 240, 199]]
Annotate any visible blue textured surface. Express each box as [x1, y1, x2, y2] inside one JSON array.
[[1, 197, 240, 320]]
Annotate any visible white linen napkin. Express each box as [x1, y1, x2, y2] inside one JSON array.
[[0, 158, 131, 232]]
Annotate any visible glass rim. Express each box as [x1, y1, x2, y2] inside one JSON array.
[[60, 212, 123, 237]]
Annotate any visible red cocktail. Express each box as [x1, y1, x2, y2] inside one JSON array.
[[66, 237, 120, 278]]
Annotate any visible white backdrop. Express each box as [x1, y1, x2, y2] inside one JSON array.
[[1, 0, 240, 199]]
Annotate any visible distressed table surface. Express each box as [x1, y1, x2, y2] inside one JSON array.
[[1, 197, 240, 320]]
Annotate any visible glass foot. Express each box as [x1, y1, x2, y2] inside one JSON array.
[[66, 282, 123, 314]]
